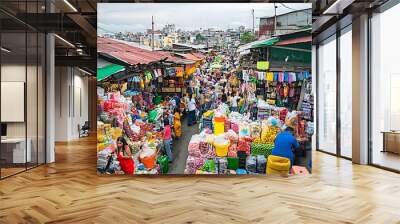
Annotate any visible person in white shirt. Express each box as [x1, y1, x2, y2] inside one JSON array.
[[187, 94, 197, 126], [230, 92, 239, 112]]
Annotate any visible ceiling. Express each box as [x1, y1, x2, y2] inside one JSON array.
[[0, 0, 97, 74]]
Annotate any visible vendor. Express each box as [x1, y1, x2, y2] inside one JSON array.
[[271, 126, 299, 167], [115, 137, 134, 175]]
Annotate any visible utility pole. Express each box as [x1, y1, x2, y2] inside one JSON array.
[[151, 15, 154, 51], [252, 9, 255, 36], [274, 3, 277, 36]]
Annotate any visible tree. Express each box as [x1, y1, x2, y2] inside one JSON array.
[[240, 31, 255, 44], [196, 33, 206, 41]]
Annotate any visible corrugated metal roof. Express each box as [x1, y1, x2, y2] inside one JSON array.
[[97, 37, 166, 65], [275, 36, 311, 46]]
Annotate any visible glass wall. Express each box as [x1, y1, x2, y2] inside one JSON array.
[[370, 3, 400, 171], [339, 26, 352, 158], [0, 1, 46, 179], [317, 35, 337, 154]]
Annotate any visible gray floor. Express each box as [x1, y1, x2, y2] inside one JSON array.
[[169, 117, 199, 174]]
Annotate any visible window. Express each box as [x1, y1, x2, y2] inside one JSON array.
[[317, 35, 337, 154], [370, 3, 400, 171], [339, 26, 352, 158]]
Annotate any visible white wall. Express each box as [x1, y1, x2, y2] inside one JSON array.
[[54, 66, 89, 141]]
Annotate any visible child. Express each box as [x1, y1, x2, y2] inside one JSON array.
[[163, 119, 173, 162], [173, 108, 182, 139]]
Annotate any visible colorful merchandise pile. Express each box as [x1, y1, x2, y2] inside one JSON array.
[[97, 89, 171, 175]]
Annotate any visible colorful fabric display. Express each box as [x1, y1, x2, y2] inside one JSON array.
[[291, 72, 297, 82], [303, 71, 310, 79], [283, 72, 289, 82], [278, 72, 284, 82], [274, 72, 279, 81], [266, 72, 274, 81]]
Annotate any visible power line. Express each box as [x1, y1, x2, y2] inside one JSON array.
[[279, 3, 312, 15]]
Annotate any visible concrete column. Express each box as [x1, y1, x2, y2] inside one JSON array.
[[312, 45, 317, 151], [352, 14, 369, 164], [46, 33, 55, 163]]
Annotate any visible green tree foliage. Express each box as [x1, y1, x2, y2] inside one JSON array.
[[240, 31, 255, 44]]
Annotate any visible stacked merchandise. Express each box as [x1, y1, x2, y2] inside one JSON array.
[[97, 89, 173, 175]]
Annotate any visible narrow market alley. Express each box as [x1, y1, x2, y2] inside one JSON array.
[[169, 117, 199, 174]]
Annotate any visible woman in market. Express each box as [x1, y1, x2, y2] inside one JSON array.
[[173, 108, 182, 139], [187, 94, 197, 126], [115, 137, 134, 175], [271, 126, 299, 168], [163, 119, 173, 162]]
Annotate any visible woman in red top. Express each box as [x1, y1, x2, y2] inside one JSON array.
[[115, 137, 134, 174]]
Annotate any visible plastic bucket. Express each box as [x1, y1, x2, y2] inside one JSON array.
[[140, 153, 157, 169], [214, 116, 225, 123], [266, 155, 290, 175], [214, 121, 225, 135], [215, 143, 229, 157]]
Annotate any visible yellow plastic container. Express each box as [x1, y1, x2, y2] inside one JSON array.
[[215, 143, 229, 157], [214, 121, 225, 135], [266, 155, 291, 175]]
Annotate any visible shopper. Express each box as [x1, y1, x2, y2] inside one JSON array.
[[230, 92, 239, 112], [271, 126, 299, 167], [198, 90, 205, 116], [183, 93, 190, 113], [188, 94, 197, 126], [173, 93, 181, 111], [221, 89, 227, 103], [115, 137, 134, 175], [173, 108, 182, 139], [250, 101, 258, 120], [163, 119, 173, 162]]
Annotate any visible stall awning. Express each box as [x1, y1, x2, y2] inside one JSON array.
[[97, 64, 125, 81], [251, 37, 279, 48]]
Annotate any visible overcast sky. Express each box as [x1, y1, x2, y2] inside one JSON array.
[[98, 3, 311, 34]]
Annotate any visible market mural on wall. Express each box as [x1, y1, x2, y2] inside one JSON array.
[[96, 3, 314, 175]]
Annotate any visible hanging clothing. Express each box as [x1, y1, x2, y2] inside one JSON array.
[[283, 72, 289, 82], [273, 72, 279, 82], [278, 72, 284, 82], [266, 72, 274, 81]]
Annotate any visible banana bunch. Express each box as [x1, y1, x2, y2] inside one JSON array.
[[261, 126, 279, 144], [253, 136, 262, 143]]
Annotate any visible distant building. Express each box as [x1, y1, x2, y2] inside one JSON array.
[[259, 8, 311, 38]]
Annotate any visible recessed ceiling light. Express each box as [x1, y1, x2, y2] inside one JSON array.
[[54, 34, 75, 48], [1, 47, 11, 53], [63, 0, 78, 12]]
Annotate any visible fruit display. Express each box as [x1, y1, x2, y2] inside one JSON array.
[[261, 126, 280, 144], [250, 142, 274, 158]]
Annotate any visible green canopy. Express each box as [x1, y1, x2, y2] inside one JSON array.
[[97, 64, 125, 81], [251, 37, 279, 48], [210, 63, 222, 69]]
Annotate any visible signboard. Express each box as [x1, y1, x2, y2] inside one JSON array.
[[257, 61, 269, 70]]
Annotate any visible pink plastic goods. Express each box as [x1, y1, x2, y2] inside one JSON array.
[[237, 140, 250, 155], [224, 120, 231, 132], [185, 156, 205, 174], [231, 122, 239, 134], [188, 142, 201, 157], [199, 141, 209, 155]]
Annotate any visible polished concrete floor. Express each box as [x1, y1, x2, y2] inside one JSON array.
[[0, 135, 400, 223]]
